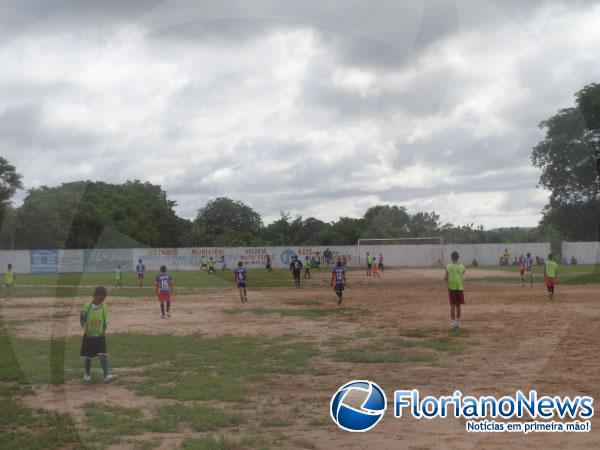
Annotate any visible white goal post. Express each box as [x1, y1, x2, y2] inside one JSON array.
[[357, 237, 445, 268]]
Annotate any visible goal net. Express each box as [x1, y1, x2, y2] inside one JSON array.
[[357, 237, 444, 268]]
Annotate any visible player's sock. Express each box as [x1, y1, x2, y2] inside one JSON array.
[[100, 359, 109, 378], [166, 301, 170, 313], [85, 358, 91, 376]]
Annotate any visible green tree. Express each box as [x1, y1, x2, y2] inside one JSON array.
[[532, 83, 600, 240], [196, 197, 262, 245], [15, 181, 188, 249], [0, 157, 23, 205]]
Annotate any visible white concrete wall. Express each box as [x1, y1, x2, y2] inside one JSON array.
[[0, 242, 558, 274], [561, 242, 600, 264]]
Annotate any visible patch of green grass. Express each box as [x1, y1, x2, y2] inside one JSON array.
[[282, 300, 323, 306], [403, 329, 429, 338], [561, 270, 600, 285], [10, 268, 307, 295], [260, 417, 294, 427], [0, 397, 82, 449], [180, 434, 271, 450], [84, 403, 147, 444], [308, 418, 329, 427], [333, 350, 437, 364], [225, 307, 367, 321], [151, 403, 245, 432], [128, 335, 319, 402], [331, 329, 471, 364]]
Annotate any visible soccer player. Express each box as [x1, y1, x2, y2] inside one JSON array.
[[323, 248, 333, 267], [200, 257, 208, 272], [331, 260, 346, 305], [378, 253, 384, 271], [372, 259, 381, 278], [4, 263, 16, 300], [289, 255, 303, 288], [445, 251, 466, 329], [220, 255, 228, 271], [265, 254, 273, 272], [155, 265, 173, 319], [366, 252, 373, 277], [135, 259, 145, 287], [115, 265, 123, 289], [208, 257, 216, 274], [234, 261, 248, 303], [80, 286, 116, 384], [304, 256, 311, 279], [523, 252, 534, 287], [544, 253, 558, 300]]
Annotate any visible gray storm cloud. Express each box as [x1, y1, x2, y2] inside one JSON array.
[[1, 0, 600, 227]]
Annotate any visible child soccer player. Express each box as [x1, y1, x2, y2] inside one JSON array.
[[289, 255, 303, 288], [265, 254, 273, 272], [331, 260, 346, 305], [136, 259, 145, 287], [200, 257, 208, 272], [523, 252, 533, 287], [445, 251, 466, 329], [155, 265, 173, 319], [304, 256, 311, 279], [80, 286, 116, 383], [234, 261, 248, 303], [4, 263, 16, 300], [115, 265, 123, 289], [372, 259, 381, 278], [544, 253, 558, 300], [208, 257, 216, 274], [365, 252, 373, 277], [220, 255, 228, 271]]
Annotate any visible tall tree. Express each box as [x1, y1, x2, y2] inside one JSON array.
[[0, 157, 23, 205], [532, 83, 600, 240], [15, 181, 188, 249], [196, 197, 262, 245]]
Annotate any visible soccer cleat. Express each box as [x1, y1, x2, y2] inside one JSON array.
[[166, 313, 171, 318], [337, 297, 342, 305], [161, 315, 166, 319], [83, 374, 91, 383], [104, 374, 117, 384]]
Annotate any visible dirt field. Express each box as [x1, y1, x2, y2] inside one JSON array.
[[2, 268, 599, 449]]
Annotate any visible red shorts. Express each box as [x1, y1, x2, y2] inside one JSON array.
[[448, 290, 465, 305], [545, 277, 555, 288], [158, 292, 171, 302]]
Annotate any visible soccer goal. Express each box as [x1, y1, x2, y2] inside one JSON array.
[[357, 237, 445, 268]]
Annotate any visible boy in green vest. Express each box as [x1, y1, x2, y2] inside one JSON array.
[[304, 256, 311, 279], [445, 251, 466, 329], [4, 264, 16, 300], [80, 286, 116, 383], [115, 265, 123, 289], [544, 253, 559, 300]]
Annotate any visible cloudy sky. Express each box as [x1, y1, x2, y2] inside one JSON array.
[[1, 0, 600, 228]]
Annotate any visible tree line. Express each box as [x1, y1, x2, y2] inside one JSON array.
[[1, 82, 598, 249]]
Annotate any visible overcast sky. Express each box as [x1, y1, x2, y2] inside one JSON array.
[[1, 0, 600, 228]]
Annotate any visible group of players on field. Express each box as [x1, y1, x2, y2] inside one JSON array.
[[1, 250, 562, 384]]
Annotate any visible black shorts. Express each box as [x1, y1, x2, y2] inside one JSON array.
[[334, 284, 345, 294], [293, 271, 301, 279], [367, 263, 372, 269], [80, 335, 107, 358], [237, 282, 246, 288]]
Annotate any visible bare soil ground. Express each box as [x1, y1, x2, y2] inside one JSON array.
[[4, 268, 600, 449]]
